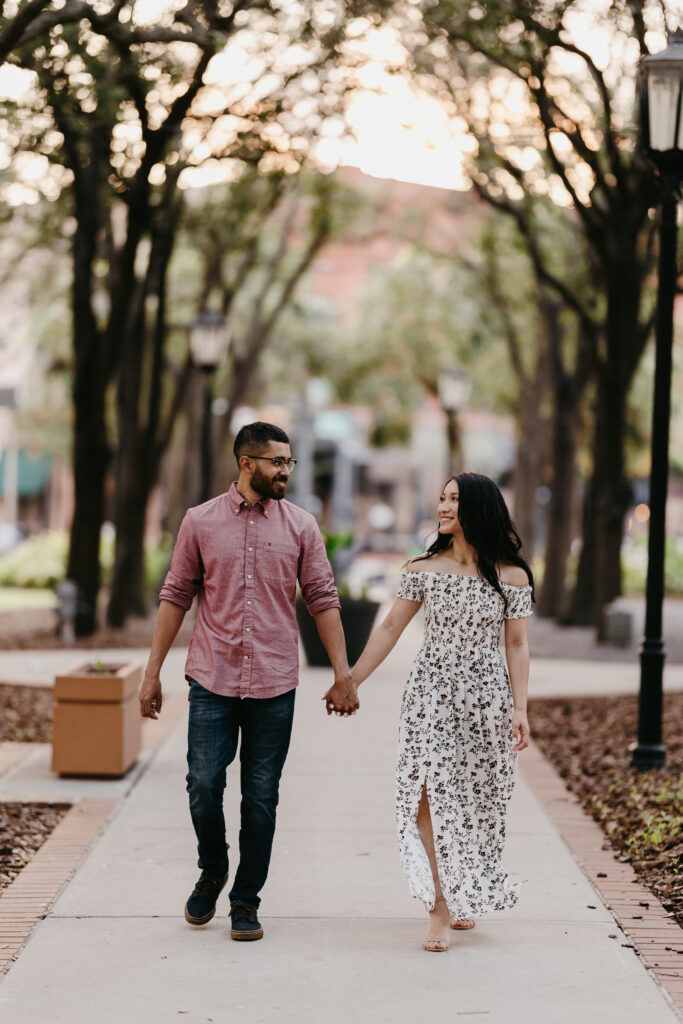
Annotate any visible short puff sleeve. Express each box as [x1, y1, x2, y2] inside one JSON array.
[[397, 570, 425, 603], [503, 583, 533, 619]]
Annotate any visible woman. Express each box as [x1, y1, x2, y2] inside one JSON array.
[[329, 473, 533, 952]]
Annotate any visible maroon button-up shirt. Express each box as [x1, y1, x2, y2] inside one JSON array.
[[159, 482, 340, 699]]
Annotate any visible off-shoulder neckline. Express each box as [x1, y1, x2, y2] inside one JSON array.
[[402, 568, 531, 590]]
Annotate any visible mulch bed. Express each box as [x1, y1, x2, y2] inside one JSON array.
[[0, 684, 53, 743], [0, 608, 194, 650], [0, 802, 71, 895], [0, 685, 68, 895], [531, 691, 683, 928]]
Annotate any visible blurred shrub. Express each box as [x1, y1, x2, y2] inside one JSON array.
[[0, 529, 174, 595], [622, 536, 683, 596], [498, 538, 683, 598], [0, 530, 68, 587]]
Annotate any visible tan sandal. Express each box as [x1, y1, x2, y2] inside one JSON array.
[[423, 897, 450, 951]]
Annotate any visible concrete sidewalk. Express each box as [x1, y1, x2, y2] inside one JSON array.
[[0, 636, 681, 1023]]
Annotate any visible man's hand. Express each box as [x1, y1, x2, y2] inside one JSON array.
[[323, 673, 359, 717], [139, 673, 163, 719]]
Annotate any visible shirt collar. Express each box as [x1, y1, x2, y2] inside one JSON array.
[[227, 481, 272, 517]]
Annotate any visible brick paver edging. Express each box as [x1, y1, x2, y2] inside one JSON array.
[[0, 689, 188, 975], [0, 798, 117, 973], [520, 739, 683, 1016]]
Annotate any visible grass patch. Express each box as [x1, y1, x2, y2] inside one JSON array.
[[0, 587, 57, 610]]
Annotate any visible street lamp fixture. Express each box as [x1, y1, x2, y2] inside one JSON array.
[[630, 31, 683, 770], [438, 367, 472, 414], [189, 311, 230, 503], [189, 310, 230, 373], [438, 367, 471, 479]]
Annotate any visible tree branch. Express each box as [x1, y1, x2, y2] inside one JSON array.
[[470, 172, 598, 330]]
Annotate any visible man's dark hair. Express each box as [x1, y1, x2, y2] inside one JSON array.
[[233, 421, 290, 466]]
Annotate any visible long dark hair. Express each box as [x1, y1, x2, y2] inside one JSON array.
[[411, 473, 535, 611]]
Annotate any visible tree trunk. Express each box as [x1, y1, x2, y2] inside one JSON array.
[[107, 485, 149, 626], [537, 301, 591, 619], [513, 405, 541, 552], [538, 381, 578, 618], [67, 411, 108, 635], [107, 203, 182, 626], [65, 127, 108, 637], [592, 371, 632, 639], [593, 242, 647, 637], [563, 469, 598, 625], [512, 351, 550, 553], [107, 283, 147, 626], [565, 246, 644, 631]]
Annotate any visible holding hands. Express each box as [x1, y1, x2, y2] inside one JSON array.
[[323, 670, 359, 717]]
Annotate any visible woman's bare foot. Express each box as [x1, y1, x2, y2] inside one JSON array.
[[423, 897, 450, 952], [450, 917, 476, 930]]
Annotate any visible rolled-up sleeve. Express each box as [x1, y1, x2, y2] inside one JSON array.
[[159, 511, 202, 610], [298, 519, 340, 617]]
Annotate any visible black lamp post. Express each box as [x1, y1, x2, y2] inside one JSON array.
[[631, 31, 683, 770], [189, 311, 230, 504]]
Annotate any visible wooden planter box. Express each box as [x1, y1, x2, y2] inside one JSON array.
[[51, 660, 142, 777]]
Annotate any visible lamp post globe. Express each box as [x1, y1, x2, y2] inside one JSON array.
[[640, 30, 683, 176], [189, 310, 230, 372], [631, 31, 683, 770], [189, 311, 230, 504]]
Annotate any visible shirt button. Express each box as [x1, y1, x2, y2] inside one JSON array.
[[246, 628, 251, 632], [244, 655, 249, 660], [248, 547, 253, 552], [247, 574, 252, 579], [250, 520, 254, 525], [247, 601, 252, 605]]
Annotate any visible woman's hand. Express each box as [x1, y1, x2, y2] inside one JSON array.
[[511, 709, 530, 752]]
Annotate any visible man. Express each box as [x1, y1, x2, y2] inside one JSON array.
[[139, 421, 357, 941]]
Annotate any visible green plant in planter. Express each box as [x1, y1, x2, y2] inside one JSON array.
[[321, 530, 369, 599], [296, 529, 378, 667], [321, 530, 353, 578]]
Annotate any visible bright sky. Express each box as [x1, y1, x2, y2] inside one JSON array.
[[0, 13, 477, 196], [0, 4, 670, 199], [320, 78, 475, 191]]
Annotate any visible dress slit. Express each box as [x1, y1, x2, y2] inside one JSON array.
[[415, 775, 451, 912]]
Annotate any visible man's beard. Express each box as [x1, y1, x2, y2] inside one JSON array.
[[251, 466, 288, 501]]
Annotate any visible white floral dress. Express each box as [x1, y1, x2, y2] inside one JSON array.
[[395, 568, 533, 919]]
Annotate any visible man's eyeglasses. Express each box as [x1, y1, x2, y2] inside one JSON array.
[[244, 455, 298, 470]]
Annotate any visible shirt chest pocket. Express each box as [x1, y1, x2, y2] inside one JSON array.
[[261, 543, 300, 585]]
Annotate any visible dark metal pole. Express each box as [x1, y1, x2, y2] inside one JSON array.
[[445, 408, 463, 479], [631, 179, 679, 770], [199, 370, 214, 504]]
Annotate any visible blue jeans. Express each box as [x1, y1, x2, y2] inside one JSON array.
[[186, 678, 296, 908]]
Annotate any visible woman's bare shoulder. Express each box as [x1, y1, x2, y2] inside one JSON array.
[[404, 556, 430, 573], [498, 564, 530, 587]]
